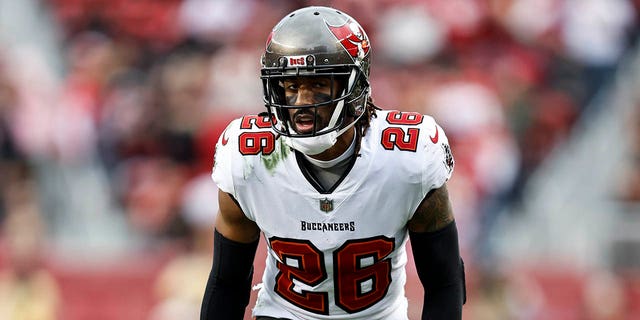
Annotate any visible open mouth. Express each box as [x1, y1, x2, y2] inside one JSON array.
[[293, 113, 316, 134]]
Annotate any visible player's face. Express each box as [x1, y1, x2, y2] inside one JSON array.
[[283, 77, 341, 134]]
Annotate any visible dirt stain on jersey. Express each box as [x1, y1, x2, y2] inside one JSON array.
[[261, 139, 291, 173]]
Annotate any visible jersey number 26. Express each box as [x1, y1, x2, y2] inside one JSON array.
[[269, 236, 395, 315]]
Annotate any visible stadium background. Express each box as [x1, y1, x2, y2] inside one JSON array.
[[1, 0, 640, 319]]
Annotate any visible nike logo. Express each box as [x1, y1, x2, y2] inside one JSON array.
[[221, 129, 229, 146], [429, 126, 439, 144]]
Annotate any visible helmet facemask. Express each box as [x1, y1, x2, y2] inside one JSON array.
[[261, 64, 368, 138]]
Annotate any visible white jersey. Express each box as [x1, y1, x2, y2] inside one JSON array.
[[212, 110, 454, 320]]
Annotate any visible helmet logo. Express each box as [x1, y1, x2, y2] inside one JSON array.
[[328, 21, 370, 59], [286, 55, 307, 66]]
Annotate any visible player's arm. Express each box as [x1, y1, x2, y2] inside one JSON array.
[[200, 190, 260, 320], [408, 184, 466, 320]]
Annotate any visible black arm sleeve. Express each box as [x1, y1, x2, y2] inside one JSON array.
[[200, 229, 259, 320], [409, 221, 466, 320]]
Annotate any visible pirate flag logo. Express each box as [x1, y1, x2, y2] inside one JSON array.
[[328, 21, 370, 59]]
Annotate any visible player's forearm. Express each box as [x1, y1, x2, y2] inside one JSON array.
[[421, 275, 465, 319], [200, 229, 258, 320], [410, 221, 466, 320], [200, 273, 252, 320]]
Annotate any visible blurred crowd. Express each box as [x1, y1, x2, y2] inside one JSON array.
[[1, 0, 640, 319]]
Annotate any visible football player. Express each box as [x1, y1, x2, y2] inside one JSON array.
[[201, 6, 466, 320]]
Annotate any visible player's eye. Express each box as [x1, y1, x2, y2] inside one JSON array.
[[313, 79, 332, 89], [313, 82, 326, 88]]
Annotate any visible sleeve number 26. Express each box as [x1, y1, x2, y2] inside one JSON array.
[[269, 236, 394, 315], [381, 111, 423, 152]]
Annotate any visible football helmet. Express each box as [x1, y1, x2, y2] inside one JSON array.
[[261, 6, 371, 145]]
